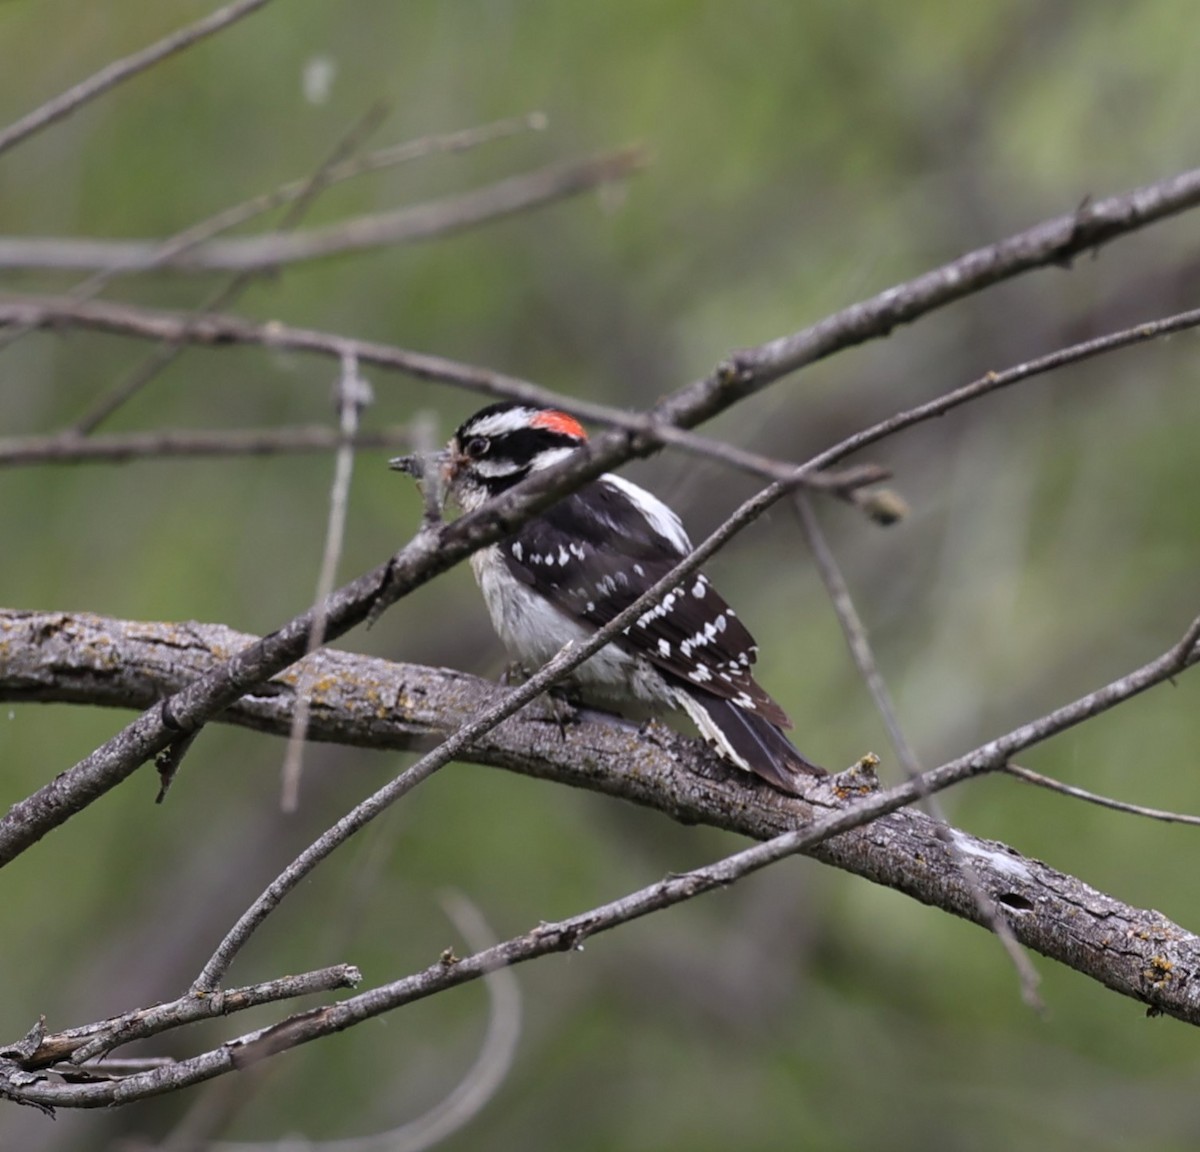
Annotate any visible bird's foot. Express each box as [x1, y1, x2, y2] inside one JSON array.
[[534, 687, 582, 739]]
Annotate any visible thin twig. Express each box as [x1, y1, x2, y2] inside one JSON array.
[[206, 893, 522, 1152], [0, 424, 414, 466], [70, 114, 550, 282], [4, 964, 360, 1070], [12, 807, 887, 1108], [3, 293, 1198, 493], [0, 146, 646, 274], [793, 494, 1044, 1009], [0, 114, 546, 358], [280, 354, 374, 811], [0, 0, 274, 160], [1005, 763, 1200, 826], [704, 168, 1200, 407], [70, 102, 390, 435], [187, 453, 1198, 996]]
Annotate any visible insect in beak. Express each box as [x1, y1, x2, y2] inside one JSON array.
[[390, 449, 455, 518], [389, 449, 453, 483]]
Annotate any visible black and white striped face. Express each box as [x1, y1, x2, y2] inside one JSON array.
[[446, 402, 588, 509]]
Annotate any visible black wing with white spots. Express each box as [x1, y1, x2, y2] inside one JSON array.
[[499, 477, 792, 728]]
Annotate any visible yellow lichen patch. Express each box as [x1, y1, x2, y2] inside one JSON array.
[[361, 685, 391, 718], [832, 752, 881, 800], [1145, 956, 1174, 986], [834, 781, 874, 801], [308, 675, 340, 698]]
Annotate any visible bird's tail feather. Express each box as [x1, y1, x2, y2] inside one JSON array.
[[677, 690, 825, 794]]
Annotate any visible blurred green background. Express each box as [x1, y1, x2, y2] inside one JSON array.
[[2, 2, 1200, 1149]]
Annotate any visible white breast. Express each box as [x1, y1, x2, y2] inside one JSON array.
[[469, 545, 676, 709]]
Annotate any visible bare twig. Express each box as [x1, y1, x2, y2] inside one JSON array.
[[70, 102, 390, 435], [0, 424, 414, 466], [699, 168, 1200, 411], [0, 114, 545, 359], [280, 354, 374, 811], [10, 808, 878, 1109], [1005, 763, 1200, 825], [3, 294, 1198, 492], [143, 112, 549, 277], [145, 894, 518, 1152], [204, 894, 522, 1152], [793, 494, 1044, 1009], [2, 964, 360, 1070], [0, 147, 647, 275], [0, 0, 274, 160], [390, 892, 523, 1152], [73, 114, 550, 282]]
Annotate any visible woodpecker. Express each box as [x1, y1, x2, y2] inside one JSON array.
[[393, 401, 824, 793]]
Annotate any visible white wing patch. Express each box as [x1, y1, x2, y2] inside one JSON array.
[[599, 474, 692, 555]]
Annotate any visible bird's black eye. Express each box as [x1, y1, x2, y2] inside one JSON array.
[[464, 436, 490, 459]]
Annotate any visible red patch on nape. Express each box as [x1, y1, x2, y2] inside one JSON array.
[[531, 410, 587, 439]]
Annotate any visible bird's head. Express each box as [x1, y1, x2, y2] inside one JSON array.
[[391, 402, 588, 512]]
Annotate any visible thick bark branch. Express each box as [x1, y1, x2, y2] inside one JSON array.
[[4, 609, 1198, 1027]]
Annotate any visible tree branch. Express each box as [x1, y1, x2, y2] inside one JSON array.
[[699, 167, 1200, 412], [3, 297, 1198, 490], [2, 963, 360, 1071], [0, 424, 416, 466], [0, 148, 647, 274], [3, 608, 1198, 1030], [0, 0, 274, 160]]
